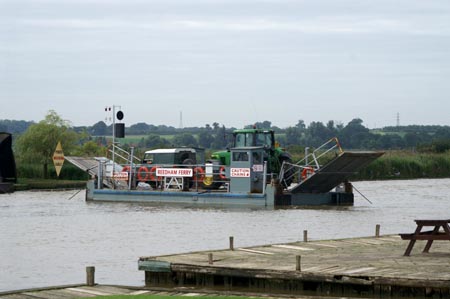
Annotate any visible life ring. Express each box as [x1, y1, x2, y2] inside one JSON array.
[[193, 167, 205, 182], [122, 166, 131, 173], [219, 166, 227, 179], [149, 166, 161, 182], [301, 167, 315, 180], [137, 166, 150, 182]]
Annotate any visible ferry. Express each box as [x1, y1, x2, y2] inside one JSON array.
[[68, 138, 383, 208]]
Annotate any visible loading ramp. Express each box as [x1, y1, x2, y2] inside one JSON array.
[[65, 156, 125, 189], [288, 151, 384, 194], [65, 156, 105, 177]]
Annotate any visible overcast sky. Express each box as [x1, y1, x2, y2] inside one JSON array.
[[1, 0, 449, 129]]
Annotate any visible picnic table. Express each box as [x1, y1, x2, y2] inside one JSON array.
[[399, 219, 450, 256]]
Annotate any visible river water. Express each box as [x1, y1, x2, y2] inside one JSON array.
[[1, 178, 450, 292]]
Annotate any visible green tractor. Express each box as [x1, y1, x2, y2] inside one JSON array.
[[207, 128, 294, 188]]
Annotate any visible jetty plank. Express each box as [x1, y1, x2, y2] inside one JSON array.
[[139, 234, 450, 297]]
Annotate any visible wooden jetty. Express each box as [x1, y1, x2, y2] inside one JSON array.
[[0, 284, 370, 299], [139, 234, 450, 298], [0, 285, 147, 299]]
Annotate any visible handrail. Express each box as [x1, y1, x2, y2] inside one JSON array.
[[279, 137, 343, 188], [108, 144, 141, 165]]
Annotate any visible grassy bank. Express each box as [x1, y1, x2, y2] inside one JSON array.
[[14, 162, 89, 190], [353, 151, 450, 181], [14, 178, 87, 191]]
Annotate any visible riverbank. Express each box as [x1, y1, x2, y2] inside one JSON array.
[[352, 151, 450, 181], [13, 178, 87, 191]]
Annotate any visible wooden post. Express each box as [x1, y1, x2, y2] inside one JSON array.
[[375, 224, 380, 237], [303, 230, 308, 242], [208, 253, 213, 265], [229, 236, 234, 251], [296, 255, 301, 271], [86, 266, 95, 286]]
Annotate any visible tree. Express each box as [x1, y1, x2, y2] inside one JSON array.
[[173, 133, 198, 148], [16, 110, 79, 178], [339, 118, 370, 149], [198, 130, 214, 148], [305, 121, 333, 146], [140, 133, 169, 148], [285, 126, 301, 146], [90, 121, 108, 136], [129, 122, 150, 135]]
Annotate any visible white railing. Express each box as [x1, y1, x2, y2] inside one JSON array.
[[279, 137, 343, 188]]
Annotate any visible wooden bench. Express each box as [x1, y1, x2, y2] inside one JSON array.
[[400, 219, 450, 256]]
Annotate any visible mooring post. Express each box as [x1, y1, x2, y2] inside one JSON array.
[[208, 253, 213, 265], [296, 255, 301, 271], [229, 236, 234, 251], [303, 230, 308, 242], [86, 266, 95, 286], [375, 224, 380, 237]]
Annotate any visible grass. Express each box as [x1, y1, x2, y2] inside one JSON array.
[[15, 178, 87, 190], [81, 296, 257, 299], [352, 150, 450, 180]]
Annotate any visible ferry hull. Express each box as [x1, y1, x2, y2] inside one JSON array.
[[86, 181, 353, 208]]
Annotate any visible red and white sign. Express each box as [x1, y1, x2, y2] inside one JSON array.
[[113, 171, 129, 180], [252, 164, 264, 172], [230, 168, 251, 177], [156, 168, 193, 177]]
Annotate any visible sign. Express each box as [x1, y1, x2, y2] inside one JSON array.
[[252, 164, 264, 172], [156, 168, 193, 177], [113, 171, 129, 180], [230, 168, 250, 177], [52, 141, 64, 177]]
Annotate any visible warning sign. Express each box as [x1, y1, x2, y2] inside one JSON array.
[[52, 141, 64, 177], [230, 168, 250, 177], [113, 171, 129, 180]]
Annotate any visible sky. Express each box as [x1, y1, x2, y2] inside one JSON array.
[[1, 0, 450, 129]]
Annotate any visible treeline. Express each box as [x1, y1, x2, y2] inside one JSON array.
[[2, 118, 450, 152], [8, 111, 450, 181]]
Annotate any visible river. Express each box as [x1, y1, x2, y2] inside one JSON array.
[[1, 178, 450, 292]]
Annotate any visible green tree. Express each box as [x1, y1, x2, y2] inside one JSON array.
[[16, 110, 79, 178], [90, 121, 108, 136], [173, 133, 198, 147], [140, 133, 169, 148], [198, 130, 214, 148], [72, 140, 107, 157]]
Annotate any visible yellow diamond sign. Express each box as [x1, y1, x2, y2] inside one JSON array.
[[52, 141, 64, 177]]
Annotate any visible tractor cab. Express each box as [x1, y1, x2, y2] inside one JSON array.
[[233, 129, 275, 149]]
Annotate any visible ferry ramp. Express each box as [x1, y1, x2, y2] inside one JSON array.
[[65, 156, 124, 189], [65, 156, 105, 177], [290, 151, 384, 194]]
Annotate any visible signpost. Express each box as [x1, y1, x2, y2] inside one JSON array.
[[52, 141, 64, 177]]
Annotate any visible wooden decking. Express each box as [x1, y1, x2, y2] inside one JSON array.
[[0, 284, 350, 299], [0, 285, 145, 299], [139, 235, 450, 298]]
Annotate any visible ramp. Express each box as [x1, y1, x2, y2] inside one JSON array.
[[290, 151, 384, 194], [65, 156, 104, 177], [66, 156, 126, 189]]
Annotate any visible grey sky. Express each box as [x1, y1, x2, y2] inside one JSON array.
[[1, 0, 449, 129]]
